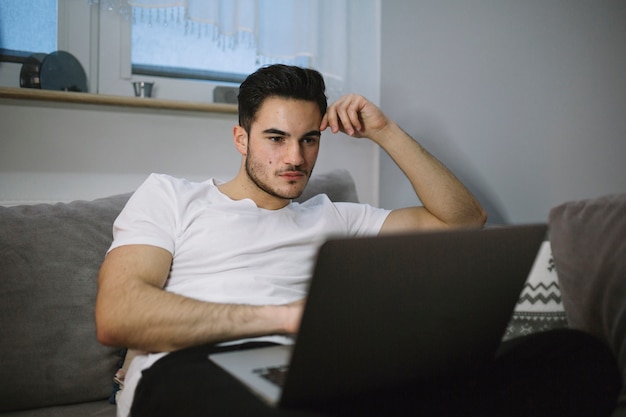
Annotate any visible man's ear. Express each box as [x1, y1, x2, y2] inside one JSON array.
[[233, 125, 248, 156]]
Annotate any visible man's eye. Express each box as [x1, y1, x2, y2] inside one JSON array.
[[269, 136, 284, 142], [302, 137, 318, 144]]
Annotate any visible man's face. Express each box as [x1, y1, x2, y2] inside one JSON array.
[[243, 97, 322, 201]]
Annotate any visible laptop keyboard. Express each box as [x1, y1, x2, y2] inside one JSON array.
[[253, 365, 289, 387]]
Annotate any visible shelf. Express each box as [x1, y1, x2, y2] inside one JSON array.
[[0, 87, 238, 114]]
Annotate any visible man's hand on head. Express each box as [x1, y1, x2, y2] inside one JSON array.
[[321, 94, 391, 142]]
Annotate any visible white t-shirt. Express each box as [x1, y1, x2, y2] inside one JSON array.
[[113, 173, 390, 416]]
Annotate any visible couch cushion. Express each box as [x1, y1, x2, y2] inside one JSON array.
[[548, 193, 626, 415], [0, 193, 131, 412], [295, 169, 359, 203]]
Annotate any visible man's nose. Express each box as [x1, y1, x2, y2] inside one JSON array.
[[284, 142, 305, 166]]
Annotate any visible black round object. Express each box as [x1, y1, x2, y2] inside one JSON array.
[[19, 53, 47, 88], [40, 50, 88, 92]]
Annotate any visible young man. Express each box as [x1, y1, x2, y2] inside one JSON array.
[[96, 65, 618, 417]]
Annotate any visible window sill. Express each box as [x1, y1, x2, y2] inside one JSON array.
[[0, 87, 237, 114]]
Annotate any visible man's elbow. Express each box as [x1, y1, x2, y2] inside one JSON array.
[[95, 323, 120, 347], [471, 206, 488, 227], [94, 304, 127, 347], [452, 205, 488, 229]]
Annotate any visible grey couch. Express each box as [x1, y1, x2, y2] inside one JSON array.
[[1, 169, 623, 416]]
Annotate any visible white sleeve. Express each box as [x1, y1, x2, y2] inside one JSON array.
[[333, 202, 391, 237], [108, 174, 179, 254]]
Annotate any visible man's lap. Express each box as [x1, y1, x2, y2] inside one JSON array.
[[130, 329, 621, 417]]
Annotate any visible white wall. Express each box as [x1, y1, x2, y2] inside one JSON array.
[[0, 100, 234, 204], [0, 99, 379, 206], [379, 0, 626, 224]]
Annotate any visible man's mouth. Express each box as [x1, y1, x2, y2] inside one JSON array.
[[281, 172, 305, 179], [279, 169, 307, 180]]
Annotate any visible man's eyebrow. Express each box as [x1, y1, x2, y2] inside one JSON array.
[[303, 130, 322, 138], [262, 128, 289, 136], [261, 128, 321, 138]]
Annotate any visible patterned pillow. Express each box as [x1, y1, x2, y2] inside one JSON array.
[[503, 240, 568, 341]]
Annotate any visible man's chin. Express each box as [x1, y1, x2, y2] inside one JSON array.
[[277, 180, 309, 200], [279, 186, 306, 200], [246, 169, 311, 201]]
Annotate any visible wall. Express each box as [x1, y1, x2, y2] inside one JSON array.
[[0, 99, 378, 206], [379, 0, 626, 224], [0, 100, 231, 204]]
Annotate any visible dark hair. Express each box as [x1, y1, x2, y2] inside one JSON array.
[[237, 64, 327, 133]]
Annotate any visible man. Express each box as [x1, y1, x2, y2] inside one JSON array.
[[96, 65, 618, 417]]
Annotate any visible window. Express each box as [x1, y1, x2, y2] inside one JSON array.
[[97, 6, 251, 102], [1, 0, 379, 106], [131, 6, 308, 85], [132, 11, 257, 84], [98, 1, 327, 102], [0, 0, 58, 58], [0, 0, 91, 89]]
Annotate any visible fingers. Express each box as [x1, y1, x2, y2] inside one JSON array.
[[336, 95, 363, 135], [322, 94, 367, 136], [320, 113, 329, 132]]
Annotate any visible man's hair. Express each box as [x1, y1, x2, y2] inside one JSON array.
[[238, 64, 327, 133]]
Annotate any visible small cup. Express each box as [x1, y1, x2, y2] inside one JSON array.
[[132, 81, 154, 98]]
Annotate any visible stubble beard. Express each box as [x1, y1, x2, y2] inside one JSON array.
[[244, 152, 313, 201]]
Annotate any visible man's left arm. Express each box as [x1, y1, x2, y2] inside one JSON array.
[[321, 94, 487, 233]]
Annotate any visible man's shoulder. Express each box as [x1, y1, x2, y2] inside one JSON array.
[[130, 174, 219, 210], [139, 173, 219, 198], [144, 173, 214, 190]]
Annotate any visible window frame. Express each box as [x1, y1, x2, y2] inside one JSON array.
[[60, 0, 99, 93]]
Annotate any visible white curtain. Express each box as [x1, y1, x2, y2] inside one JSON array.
[[97, 0, 348, 97]]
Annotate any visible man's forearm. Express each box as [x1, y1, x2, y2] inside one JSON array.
[[322, 94, 485, 228], [375, 122, 487, 227], [96, 278, 296, 353]]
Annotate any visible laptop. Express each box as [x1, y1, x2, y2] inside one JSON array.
[[209, 224, 547, 409]]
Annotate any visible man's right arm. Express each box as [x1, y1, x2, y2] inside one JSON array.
[[95, 244, 303, 353]]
